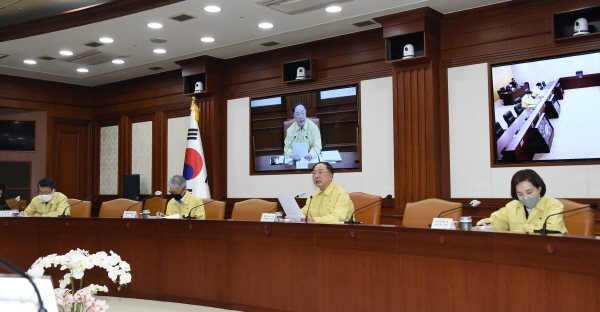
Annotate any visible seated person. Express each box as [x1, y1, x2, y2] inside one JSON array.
[[0, 184, 8, 210], [477, 169, 568, 234], [510, 78, 518, 88], [283, 103, 322, 160], [20, 178, 69, 217], [300, 162, 354, 223], [531, 82, 544, 97], [157, 175, 205, 219], [521, 90, 535, 109]]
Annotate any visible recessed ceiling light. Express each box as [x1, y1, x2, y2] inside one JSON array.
[[258, 22, 273, 29], [77, 68, 89, 73], [204, 6, 221, 12], [147, 22, 163, 29], [326, 6, 342, 13], [59, 50, 73, 56], [23, 60, 36, 64], [201, 37, 215, 42], [99, 37, 114, 43], [153, 48, 166, 54], [112, 59, 125, 64]]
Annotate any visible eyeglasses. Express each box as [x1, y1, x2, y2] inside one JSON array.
[[38, 190, 53, 195], [294, 110, 306, 117], [312, 170, 330, 176]]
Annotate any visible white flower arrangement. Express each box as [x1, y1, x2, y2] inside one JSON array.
[[27, 249, 132, 312]]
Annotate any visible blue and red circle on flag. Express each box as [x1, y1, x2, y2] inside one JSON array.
[[183, 148, 203, 180]]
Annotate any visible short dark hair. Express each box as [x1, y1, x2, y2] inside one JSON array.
[[291, 102, 307, 114], [313, 162, 334, 176], [536, 82, 542, 86], [510, 169, 545, 200], [0, 184, 4, 197], [37, 178, 56, 190]]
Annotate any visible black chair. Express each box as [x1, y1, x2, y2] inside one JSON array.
[[542, 81, 546, 87], [514, 103, 524, 116], [514, 97, 522, 104], [503, 110, 515, 127], [495, 122, 504, 140], [497, 87, 506, 97]]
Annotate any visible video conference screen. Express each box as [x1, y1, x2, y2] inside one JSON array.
[[250, 85, 360, 173], [0, 120, 35, 151], [490, 50, 600, 164]]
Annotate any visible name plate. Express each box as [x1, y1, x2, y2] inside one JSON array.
[[122, 211, 138, 219], [295, 161, 309, 169], [260, 213, 277, 222], [431, 218, 455, 230], [0, 211, 13, 217]]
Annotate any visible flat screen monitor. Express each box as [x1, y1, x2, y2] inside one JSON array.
[[0, 120, 35, 151], [490, 50, 600, 164], [251, 85, 360, 173]]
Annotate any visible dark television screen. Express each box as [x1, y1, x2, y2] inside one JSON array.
[[490, 50, 600, 164], [250, 85, 360, 173], [0, 120, 35, 151]]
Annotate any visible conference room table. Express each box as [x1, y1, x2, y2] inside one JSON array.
[[1, 218, 599, 312], [254, 151, 360, 172]]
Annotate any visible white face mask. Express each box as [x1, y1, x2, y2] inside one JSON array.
[[39, 191, 55, 203]]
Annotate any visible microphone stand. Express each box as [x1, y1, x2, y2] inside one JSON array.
[[535, 203, 597, 235], [0, 197, 19, 210], [0, 255, 47, 312], [345, 195, 392, 225], [122, 192, 160, 218], [305, 195, 313, 223], [59, 194, 97, 218], [183, 196, 226, 220]]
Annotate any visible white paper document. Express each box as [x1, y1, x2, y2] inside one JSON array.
[[277, 196, 304, 222], [163, 214, 180, 219], [320, 150, 342, 162], [292, 142, 308, 158]]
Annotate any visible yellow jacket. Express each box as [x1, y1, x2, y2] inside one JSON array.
[[522, 94, 535, 108], [477, 196, 568, 234], [166, 191, 205, 219], [283, 119, 322, 158], [301, 182, 354, 223], [24, 192, 70, 217]]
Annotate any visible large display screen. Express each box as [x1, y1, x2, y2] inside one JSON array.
[[250, 85, 360, 173], [490, 50, 600, 164], [0, 120, 35, 151]]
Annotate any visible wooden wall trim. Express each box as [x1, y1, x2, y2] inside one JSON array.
[[0, 0, 185, 42]]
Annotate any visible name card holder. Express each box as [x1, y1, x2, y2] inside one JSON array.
[[122, 211, 138, 219], [431, 218, 455, 230], [261, 213, 277, 222], [0, 211, 13, 217]]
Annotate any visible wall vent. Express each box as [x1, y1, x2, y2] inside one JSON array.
[[261, 41, 280, 47], [37, 56, 56, 61], [58, 49, 128, 65], [352, 20, 376, 27], [84, 41, 104, 48], [0, 53, 8, 60], [170, 13, 195, 22], [148, 67, 164, 71], [256, 0, 353, 15]]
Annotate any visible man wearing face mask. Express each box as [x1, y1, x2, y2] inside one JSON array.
[[20, 178, 69, 217], [476, 169, 568, 234], [157, 175, 205, 219]]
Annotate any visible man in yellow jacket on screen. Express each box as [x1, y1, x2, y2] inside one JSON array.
[[283, 103, 322, 160]]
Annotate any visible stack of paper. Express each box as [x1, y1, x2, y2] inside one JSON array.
[[320, 150, 342, 162]]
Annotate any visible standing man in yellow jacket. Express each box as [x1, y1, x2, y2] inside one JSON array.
[[283, 103, 322, 160], [158, 175, 205, 219], [20, 178, 69, 217], [301, 162, 354, 223]]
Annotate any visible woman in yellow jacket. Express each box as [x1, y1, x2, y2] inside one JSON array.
[[477, 169, 568, 234]]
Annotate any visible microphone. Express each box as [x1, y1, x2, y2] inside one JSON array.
[[0, 196, 20, 210], [345, 194, 392, 225], [283, 132, 300, 159], [0, 254, 47, 312], [269, 192, 306, 213], [123, 191, 162, 216], [183, 195, 226, 220], [59, 194, 97, 218], [303, 132, 319, 161], [428, 200, 481, 227], [536, 203, 597, 235], [304, 195, 313, 223]]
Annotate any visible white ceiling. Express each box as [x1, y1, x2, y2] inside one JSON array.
[[0, 0, 505, 86]]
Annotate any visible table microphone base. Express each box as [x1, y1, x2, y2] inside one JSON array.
[[182, 216, 197, 220], [344, 220, 362, 225], [533, 229, 562, 234], [58, 215, 71, 218]]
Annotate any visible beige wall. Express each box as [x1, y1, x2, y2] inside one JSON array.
[[491, 65, 514, 102]]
